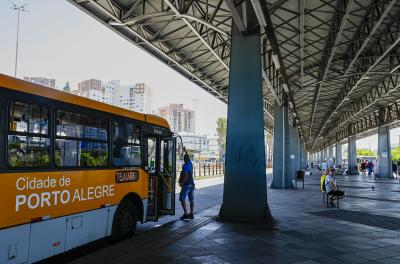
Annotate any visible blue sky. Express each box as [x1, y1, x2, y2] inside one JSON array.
[[0, 0, 227, 135]]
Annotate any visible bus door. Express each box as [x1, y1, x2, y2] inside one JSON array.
[[159, 137, 176, 215], [145, 137, 176, 221]]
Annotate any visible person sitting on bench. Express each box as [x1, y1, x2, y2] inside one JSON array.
[[325, 168, 344, 207]]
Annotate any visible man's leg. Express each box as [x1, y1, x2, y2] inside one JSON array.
[[189, 201, 194, 215], [188, 187, 194, 218], [179, 187, 189, 217], [181, 201, 188, 215]]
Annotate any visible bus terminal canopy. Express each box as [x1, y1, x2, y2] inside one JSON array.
[[69, 0, 400, 152]]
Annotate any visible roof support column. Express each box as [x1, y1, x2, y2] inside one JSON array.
[[271, 100, 295, 189], [219, 17, 271, 221], [328, 145, 334, 166], [290, 125, 300, 175], [300, 141, 306, 170], [376, 109, 393, 178], [335, 142, 343, 168], [348, 126, 358, 175]]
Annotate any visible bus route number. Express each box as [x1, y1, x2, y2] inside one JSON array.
[[115, 171, 139, 183]]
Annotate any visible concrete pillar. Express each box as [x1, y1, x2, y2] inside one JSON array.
[[289, 126, 300, 175], [376, 125, 393, 178], [300, 143, 306, 170], [335, 142, 342, 167], [271, 103, 294, 189], [328, 145, 334, 165], [348, 134, 358, 174], [219, 20, 270, 221]]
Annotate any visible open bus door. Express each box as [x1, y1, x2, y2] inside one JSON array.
[[145, 136, 176, 221], [159, 137, 176, 215]]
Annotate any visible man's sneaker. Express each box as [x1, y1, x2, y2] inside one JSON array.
[[188, 213, 194, 219], [180, 214, 190, 220]]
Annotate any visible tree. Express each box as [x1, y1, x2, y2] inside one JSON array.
[[216, 117, 227, 160], [356, 148, 376, 157], [392, 145, 400, 161], [63, 82, 71, 92]]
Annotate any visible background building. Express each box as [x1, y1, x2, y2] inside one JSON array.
[[24, 76, 55, 88], [101, 82, 114, 105], [76, 79, 103, 102], [118, 83, 152, 114], [206, 135, 220, 161], [179, 133, 220, 161], [157, 103, 195, 133], [66, 79, 153, 114]]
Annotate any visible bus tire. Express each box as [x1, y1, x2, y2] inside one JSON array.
[[110, 199, 137, 242]]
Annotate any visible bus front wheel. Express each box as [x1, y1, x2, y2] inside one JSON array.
[[110, 199, 138, 241]]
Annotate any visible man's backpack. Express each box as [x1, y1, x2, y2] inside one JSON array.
[[320, 174, 327, 192]]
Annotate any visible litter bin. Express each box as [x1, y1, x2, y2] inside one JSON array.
[[295, 170, 305, 189]]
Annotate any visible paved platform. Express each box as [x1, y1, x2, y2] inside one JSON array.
[[43, 170, 400, 264]]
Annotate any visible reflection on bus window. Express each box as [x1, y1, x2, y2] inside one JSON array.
[[8, 135, 50, 167], [9, 101, 48, 135], [112, 121, 141, 166], [56, 110, 107, 140], [7, 101, 50, 168], [55, 110, 109, 167], [147, 138, 156, 174], [55, 140, 108, 167]]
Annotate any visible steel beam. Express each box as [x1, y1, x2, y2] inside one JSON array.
[[309, 0, 354, 139]]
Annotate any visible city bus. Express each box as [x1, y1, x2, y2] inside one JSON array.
[[0, 74, 176, 264]]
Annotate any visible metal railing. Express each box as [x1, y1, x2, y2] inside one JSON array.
[[176, 162, 225, 178]]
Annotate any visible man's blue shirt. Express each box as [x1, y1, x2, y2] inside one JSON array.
[[182, 161, 194, 186]]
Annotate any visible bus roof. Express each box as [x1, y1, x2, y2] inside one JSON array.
[[0, 74, 170, 129]]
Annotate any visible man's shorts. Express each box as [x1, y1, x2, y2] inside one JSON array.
[[179, 185, 194, 202]]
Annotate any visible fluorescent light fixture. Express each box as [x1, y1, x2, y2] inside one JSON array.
[[390, 64, 400, 74], [283, 83, 289, 93], [251, 0, 267, 27], [362, 76, 370, 80], [109, 21, 124, 26], [272, 54, 281, 70]]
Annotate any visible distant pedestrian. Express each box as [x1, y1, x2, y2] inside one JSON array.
[[360, 161, 366, 175], [178, 154, 195, 220], [321, 160, 328, 173], [392, 162, 397, 178], [367, 161, 374, 176]]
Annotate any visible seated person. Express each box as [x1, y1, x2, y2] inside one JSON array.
[[325, 168, 344, 207]]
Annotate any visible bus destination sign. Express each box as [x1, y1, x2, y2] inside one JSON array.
[[115, 171, 139, 183]]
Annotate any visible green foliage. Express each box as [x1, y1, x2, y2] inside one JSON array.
[[216, 117, 227, 153], [392, 145, 400, 161], [356, 148, 376, 157], [81, 151, 108, 166], [8, 147, 50, 167]]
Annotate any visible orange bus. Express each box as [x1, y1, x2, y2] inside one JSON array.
[[0, 74, 176, 263]]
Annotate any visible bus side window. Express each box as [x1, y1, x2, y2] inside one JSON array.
[[55, 110, 108, 167], [7, 101, 50, 168], [112, 121, 141, 167]]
